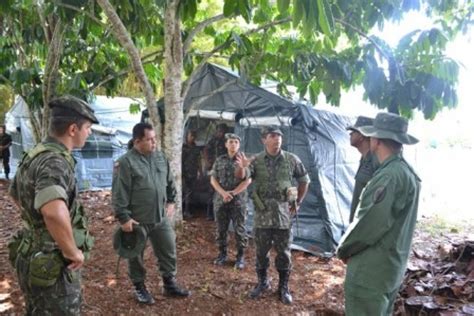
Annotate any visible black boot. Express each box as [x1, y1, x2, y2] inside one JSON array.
[[278, 270, 293, 305], [214, 246, 227, 265], [234, 248, 245, 270], [249, 269, 271, 299], [133, 282, 155, 305], [163, 276, 190, 297]]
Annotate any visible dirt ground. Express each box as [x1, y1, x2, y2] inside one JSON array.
[[0, 180, 345, 315]]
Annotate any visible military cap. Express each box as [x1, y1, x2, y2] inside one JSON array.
[[346, 116, 374, 132], [225, 133, 241, 141], [359, 112, 418, 145], [261, 126, 283, 137], [113, 225, 147, 259], [49, 95, 99, 124]]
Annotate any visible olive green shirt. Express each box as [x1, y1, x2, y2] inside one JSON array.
[[336, 153, 421, 292], [112, 148, 177, 224], [349, 152, 379, 223]]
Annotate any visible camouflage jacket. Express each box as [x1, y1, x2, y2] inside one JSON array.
[[210, 153, 249, 209], [250, 150, 310, 229], [9, 137, 78, 240], [112, 148, 177, 224]]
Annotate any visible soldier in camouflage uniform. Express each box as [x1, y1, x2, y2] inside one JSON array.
[[210, 133, 251, 269], [203, 123, 228, 220], [8, 96, 98, 315], [112, 123, 190, 305], [182, 129, 201, 219], [347, 116, 379, 223], [236, 126, 310, 305], [0, 125, 12, 180]]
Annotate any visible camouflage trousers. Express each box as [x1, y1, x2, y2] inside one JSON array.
[[254, 228, 291, 270], [15, 254, 82, 315], [182, 177, 198, 215], [215, 202, 248, 251]]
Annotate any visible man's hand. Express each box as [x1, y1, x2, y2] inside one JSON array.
[[65, 249, 85, 271], [121, 218, 139, 232], [166, 203, 175, 218], [221, 191, 233, 203], [289, 201, 300, 214], [235, 152, 250, 168]]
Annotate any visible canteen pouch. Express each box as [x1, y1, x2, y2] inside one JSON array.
[[29, 251, 63, 287]]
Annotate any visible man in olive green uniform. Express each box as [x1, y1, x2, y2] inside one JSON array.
[[182, 129, 201, 219], [0, 125, 13, 180], [112, 122, 190, 305], [347, 116, 379, 223], [336, 112, 421, 316], [210, 133, 251, 269], [203, 123, 228, 220], [236, 126, 310, 305], [8, 96, 98, 315]]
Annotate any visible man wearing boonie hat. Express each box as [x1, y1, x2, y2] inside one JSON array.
[[346, 116, 379, 223], [210, 133, 251, 269], [8, 95, 98, 315], [337, 112, 421, 316], [235, 126, 310, 305]]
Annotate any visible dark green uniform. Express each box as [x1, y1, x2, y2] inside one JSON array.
[[8, 138, 93, 315], [0, 131, 12, 179], [349, 152, 378, 223], [182, 142, 201, 216], [250, 150, 310, 270], [112, 148, 178, 282], [337, 154, 421, 315], [210, 153, 248, 251]]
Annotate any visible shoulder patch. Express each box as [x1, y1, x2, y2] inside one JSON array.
[[373, 186, 386, 204]]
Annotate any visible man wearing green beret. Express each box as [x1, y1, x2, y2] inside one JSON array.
[[236, 126, 310, 305], [112, 122, 190, 305], [337, 112, 421, 315], [346, 116, 379, 223], [210, 133, 251, 269], [8, 95, 98, 315]]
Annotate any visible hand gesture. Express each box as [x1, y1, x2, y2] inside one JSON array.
[[121, 218, 139, 232], [235, 152, 250, 168]]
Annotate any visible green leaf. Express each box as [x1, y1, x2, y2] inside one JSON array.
[[277, 0, 290, 14], [223, 0, 238, 17], [292, 0, 304, 27], [317, 0, 334, 36], [129, 103, 141, 114]]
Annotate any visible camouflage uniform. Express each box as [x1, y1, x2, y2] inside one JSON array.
[[9, 138, 93, 315], [250, 150, 310, 271], [210, 153, 249, 256], [0, 129, 12, 179], [349, 152, 378, 222], [204, 135, 226, 219], [7, 96, 97, 316], [182, 142, 201, 216]]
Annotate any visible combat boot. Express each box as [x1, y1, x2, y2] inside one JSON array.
[[163, 276, 190, 297], [277, 269, 293, 305], [214, 246, 227, 265], [133, 282, 155, 305], [234, 248, 245, 270], [249, 269, 271, 299]]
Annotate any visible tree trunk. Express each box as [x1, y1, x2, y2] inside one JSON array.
[[41, 18, 64, 138], [96, 0, 161, 135], [163, 0, 184, 222]]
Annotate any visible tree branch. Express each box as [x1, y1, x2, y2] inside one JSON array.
[[56, 2, 106, 26], [182, 17, 292, 99], [183, 14, 226, 54]]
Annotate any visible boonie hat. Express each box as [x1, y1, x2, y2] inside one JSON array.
[[346, 116, 374, 132], [113, 225, 147, 259], [261, 126, 283, 137], [359, 112, 418, 145], [225, 133, 241, 141], [49, 95, 99, 124]]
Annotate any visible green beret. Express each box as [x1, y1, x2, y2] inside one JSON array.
[[49, 95, 99, 124]]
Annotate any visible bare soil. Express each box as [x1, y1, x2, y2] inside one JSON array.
[[0, 180, 345, 315]]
